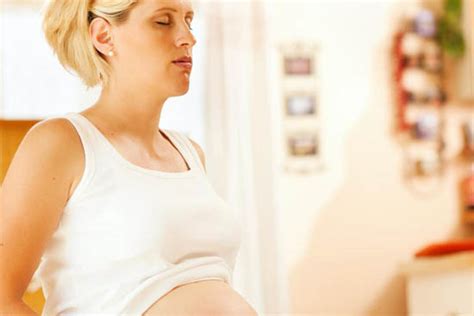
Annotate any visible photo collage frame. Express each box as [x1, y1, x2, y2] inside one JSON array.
[[278, 42, 322, 174]]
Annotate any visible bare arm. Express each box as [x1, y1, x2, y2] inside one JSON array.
[[0, 119, 82, 314], [0, 302, 36, 315]]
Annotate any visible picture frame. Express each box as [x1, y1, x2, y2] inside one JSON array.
[[283, 129, 323, 174], [284, 56, 313, 76], [278, 41, 322, 174], [285, 93, 318, 117], [278, 42, 319, 79], [287, 133, 318, 157]]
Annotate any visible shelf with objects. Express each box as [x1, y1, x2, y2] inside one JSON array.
[[392, 5, 447, 195], [392, 0, 474, 213], [396, 2, 474, 315]]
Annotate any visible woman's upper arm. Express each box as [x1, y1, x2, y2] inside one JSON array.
[[0, 118, 81, 303]]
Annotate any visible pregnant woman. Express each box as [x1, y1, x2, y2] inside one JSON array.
[[0, 0, 258, 315]]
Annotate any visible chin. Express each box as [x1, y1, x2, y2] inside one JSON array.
[[172, 85, 190, 96]]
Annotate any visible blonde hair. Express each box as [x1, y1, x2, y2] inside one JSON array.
[[41, 0, 138, 89]]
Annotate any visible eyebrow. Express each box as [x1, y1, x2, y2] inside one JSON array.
[[154, 7, 194, 15]]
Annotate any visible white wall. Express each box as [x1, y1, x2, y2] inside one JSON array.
[[267, 0, 473, 314], [269, 0, 403, 272]]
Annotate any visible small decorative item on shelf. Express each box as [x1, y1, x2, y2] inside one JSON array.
[[423, 41, 444, 73], [458, 120, 474, 162], [402, 143, 445, 195], [411, 113, 440, 140], [278, 41, 322, 174], [460, 163, 474, 223], [414, 8, 438, 38], [458, 119, 474, 224]]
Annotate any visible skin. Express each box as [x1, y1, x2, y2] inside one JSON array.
[[71, 0, 205, 194]]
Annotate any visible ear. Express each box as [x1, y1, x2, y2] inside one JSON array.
[[89, 17, 114, 57]]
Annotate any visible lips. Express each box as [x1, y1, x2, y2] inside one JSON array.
[[172, 56, 193, 70], [173, 56, 192, 63]]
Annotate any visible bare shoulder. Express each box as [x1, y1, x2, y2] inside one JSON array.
[[186, 136, 206, 172], [29, 117, 80, 143], [29, 117, 84, 164], [3, 115, 85, 219], [25, 117, 85, 196]]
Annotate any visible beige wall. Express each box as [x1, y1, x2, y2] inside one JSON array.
[[268, 0, 474, 314]]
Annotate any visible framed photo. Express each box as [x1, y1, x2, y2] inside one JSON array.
[[283, 130, 323, 174], [285, 93, 317, 117], [284, 57, 313, 76], [279, 42, 319, 78], [287, 133, 318, 157]]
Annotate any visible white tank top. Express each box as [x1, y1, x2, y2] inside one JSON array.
[[34, 112, 243, 315]]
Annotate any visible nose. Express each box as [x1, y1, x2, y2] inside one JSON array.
[[176, 23, 197, 48]]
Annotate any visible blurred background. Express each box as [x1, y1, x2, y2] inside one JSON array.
[[1, 0, 474, 315]]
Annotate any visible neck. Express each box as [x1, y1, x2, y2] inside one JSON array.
[[89, 81, 169, 146]]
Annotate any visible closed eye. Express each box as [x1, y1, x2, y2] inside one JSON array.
[[155, 21, 193, 30]]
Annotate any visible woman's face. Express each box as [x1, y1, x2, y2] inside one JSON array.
[[101, 0, 197, 97]]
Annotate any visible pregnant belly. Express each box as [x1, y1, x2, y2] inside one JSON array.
[[142, 279, 258, 316]]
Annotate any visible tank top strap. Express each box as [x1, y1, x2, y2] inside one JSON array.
[[163, 129, 206, 173]]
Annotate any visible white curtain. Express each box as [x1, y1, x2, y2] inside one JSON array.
[[197, 0, 288, 314]]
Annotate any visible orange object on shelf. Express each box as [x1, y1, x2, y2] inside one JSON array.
[[415, 239, 474, 257]]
